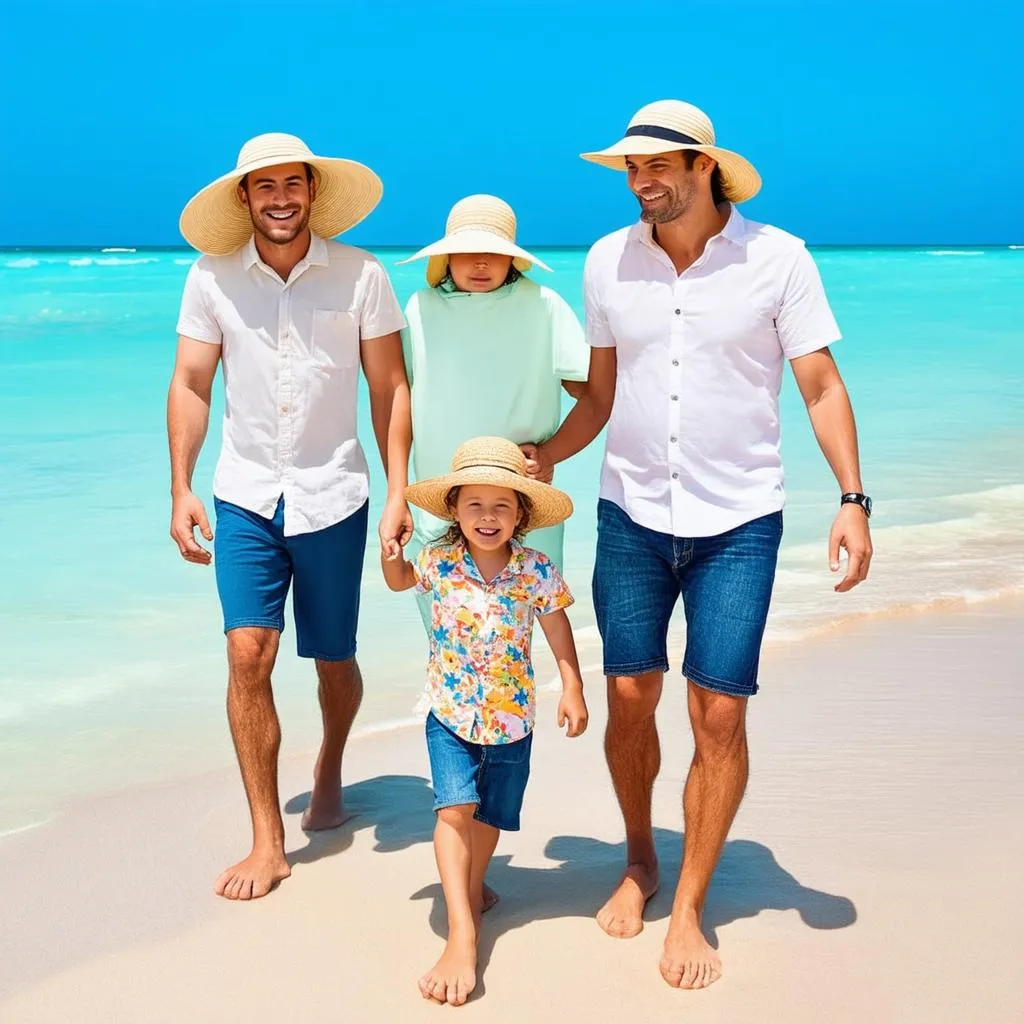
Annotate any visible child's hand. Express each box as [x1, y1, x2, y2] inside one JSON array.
[[382, 538, 401, 562], [557, 686, 588, 738]]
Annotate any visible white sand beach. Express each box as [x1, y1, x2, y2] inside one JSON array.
[[2, 599, 1022, 1023]]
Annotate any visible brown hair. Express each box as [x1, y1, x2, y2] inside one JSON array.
[[239, 162, 315, 194], [439, 485, 533, 545], [682, 150, 726, 206]]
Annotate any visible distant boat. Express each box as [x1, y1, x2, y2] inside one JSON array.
[[101, 247, 136, 253]]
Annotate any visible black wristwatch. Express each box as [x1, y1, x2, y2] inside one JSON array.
[[840, 492, 872, 518]]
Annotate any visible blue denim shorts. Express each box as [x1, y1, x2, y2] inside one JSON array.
[[425, 712, 533, 832], [213, 497, 367, 661], [592, 499, 783, 697]]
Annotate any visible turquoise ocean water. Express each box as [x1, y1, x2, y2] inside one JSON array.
[[1, 245, 1022, 834]]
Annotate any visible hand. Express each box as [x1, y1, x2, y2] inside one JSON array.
[[379, 495, 413, 553], [381, 538, 402, 562], [520, 443, 554, 484], [557, 686, 589, 738], [829, 504, 873, 593], [170, 491, 213, 565]]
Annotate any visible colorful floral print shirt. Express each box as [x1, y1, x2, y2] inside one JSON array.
[[413, 539, 574, 744]]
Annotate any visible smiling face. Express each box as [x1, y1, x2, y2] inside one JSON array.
[[625, 150, 716, 224], [451, 484, 524, 552], [447, 252, 515, 292], [239, 161, 316, 246]]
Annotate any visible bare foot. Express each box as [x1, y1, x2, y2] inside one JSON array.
[[597, 863, 660, 938], [659, 906, 722, 989], [300, 786, 348, 831], [214, 846, 291, 901], [418, 930, 477, 1006], [481, 884, 500, 914]]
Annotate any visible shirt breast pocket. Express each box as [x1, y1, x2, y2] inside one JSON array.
[[312, 309, 359, 370]]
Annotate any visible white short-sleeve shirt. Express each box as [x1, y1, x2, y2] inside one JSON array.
[[176, 233, 407, 536], [585, 206, 841, 537]]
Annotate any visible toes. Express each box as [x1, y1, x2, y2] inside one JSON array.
[[455, 978, 468, 1006], [418, 975, 434, 1000], [215, 872, 235, 897], [681, 960, 700, 989], [238, 877, 255, 901]]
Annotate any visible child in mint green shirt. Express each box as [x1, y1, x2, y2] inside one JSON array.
[[398, 194, 590, 630]]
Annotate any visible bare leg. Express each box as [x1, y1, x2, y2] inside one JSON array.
[[214, 628, 291, 900], [469, 819, 501, 925], [301, 657, 363, 831], [660, 681, 748, 989], [597, 672, 663, 938], [419, 805, 480, 1006]]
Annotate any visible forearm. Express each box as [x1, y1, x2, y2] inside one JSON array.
[[806, 381, 863, 493], [540, 612, 584, 688], [380, 549, 416, 591], [167, 378, 212, 496], [541, 393, 610, 466], [370, 382, 412, 497]]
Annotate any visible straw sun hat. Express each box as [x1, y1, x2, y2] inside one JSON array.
[[179, 133, 383, 255], [405, 437, 573, 531], [398, 194, 551, 286], [581, 100, 761, 203]]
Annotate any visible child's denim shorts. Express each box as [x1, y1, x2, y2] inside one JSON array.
[[425, 712, 533, 832]]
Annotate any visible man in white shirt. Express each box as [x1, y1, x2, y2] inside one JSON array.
[[167, 134, 412, 900], [525, 101, 873, 988]]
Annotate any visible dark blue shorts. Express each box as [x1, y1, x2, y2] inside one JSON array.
[[592, 499, 783, 697], [213, 497, 368, 661], [425, 712, 533, 832]]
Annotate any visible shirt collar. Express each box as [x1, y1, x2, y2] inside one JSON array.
[[458, 537, 527, 584], [635, 203, 746, 256], [241, 232, 329, 273]]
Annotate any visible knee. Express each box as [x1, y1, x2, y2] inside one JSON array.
[[315, 656, 359, 689], [227, 628, 278, 687], [689, 689, 746, 758], [436, 805, 476, 829], [607, 673, 661, 727]]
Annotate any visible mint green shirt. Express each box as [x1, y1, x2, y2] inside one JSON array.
[[402, 277, 588, 627]]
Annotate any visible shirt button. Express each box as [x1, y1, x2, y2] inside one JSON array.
[[675, 308, 681, 315], [280, 405, 289, 414], [672, 359, 679, 367], [671, 394, 679, 401], [670, 435, 678, 443], [672, 472, 679, 479]]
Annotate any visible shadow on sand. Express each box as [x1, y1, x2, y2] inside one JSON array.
[[287, 774, 856, 998]]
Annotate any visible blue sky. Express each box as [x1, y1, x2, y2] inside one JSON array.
[[2, 0, 1020, 246]]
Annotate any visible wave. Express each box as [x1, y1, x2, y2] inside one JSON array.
[[4, 258, 39, 268], [94, 257, 159, 266], [101, 247, 136, 253], [174, 257, 195, 266], [926, 250, 985, 256]]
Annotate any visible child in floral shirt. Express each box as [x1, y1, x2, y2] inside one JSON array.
[[381, 436, 588, 1008]]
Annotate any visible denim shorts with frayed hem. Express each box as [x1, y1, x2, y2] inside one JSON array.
[[213, 496, 367, 661], [592, 499, 782, 697], [425, 712, 533, 832]]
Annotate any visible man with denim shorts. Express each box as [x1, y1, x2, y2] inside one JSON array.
[[524, 101, 873, 987], [167, 134, 412, 900]]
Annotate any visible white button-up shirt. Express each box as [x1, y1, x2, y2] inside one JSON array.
[[585, 206, 841, 537], [176, 234, 406, 536]]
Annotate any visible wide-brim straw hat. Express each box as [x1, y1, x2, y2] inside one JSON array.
[[398, 194, 551, 286], [580, 100, 761, 203], [405, 437, 573, 531], [179, 133, 383, 255]]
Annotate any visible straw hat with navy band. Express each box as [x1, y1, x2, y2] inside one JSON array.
[[397, 194, 551, 287], [580, 100, 762, 204], [179, 133, 383, 256]]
